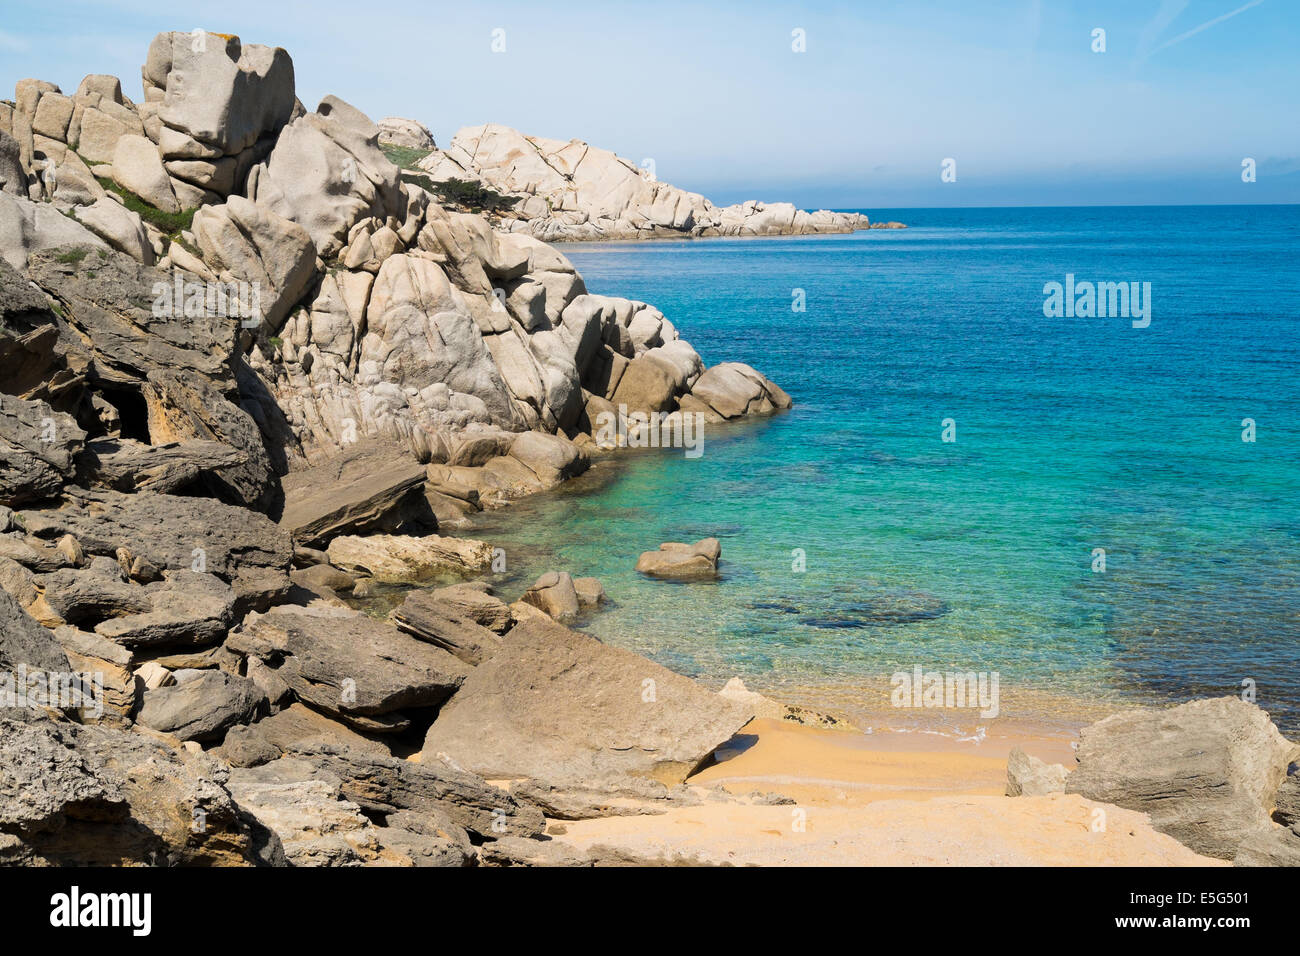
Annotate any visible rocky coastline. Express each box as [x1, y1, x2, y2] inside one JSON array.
[[0, 31, 1295, 868]]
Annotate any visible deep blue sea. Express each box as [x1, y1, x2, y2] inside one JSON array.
[[472, 206, 1300, 735]]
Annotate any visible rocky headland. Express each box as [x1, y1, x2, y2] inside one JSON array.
[[411, 122, 907, 241], [0, 31, 1294, 868]]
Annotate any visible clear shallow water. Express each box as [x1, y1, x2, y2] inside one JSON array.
[[473, 206, 1300, 734]]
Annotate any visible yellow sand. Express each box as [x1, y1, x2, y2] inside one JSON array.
[[545, 719, 1224, 866]]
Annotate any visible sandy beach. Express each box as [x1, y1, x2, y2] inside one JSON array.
[[543, 718, 1222, 866]]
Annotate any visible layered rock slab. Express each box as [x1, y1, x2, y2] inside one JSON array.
[[1066, 696, 1300, 861], [422, 617, 752, 787]]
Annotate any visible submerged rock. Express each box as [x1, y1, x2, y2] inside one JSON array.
[[798, 590, 948, 628]]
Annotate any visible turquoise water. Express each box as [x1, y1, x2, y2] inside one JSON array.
[[472, 206, 1300, 733]]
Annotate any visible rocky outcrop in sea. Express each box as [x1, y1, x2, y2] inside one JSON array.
[[416, 122, 901, 241]]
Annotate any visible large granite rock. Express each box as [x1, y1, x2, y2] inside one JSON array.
[[686, 362, 793, 421], [226, 605, 468, 729], [378, 117, 434, 150], [0, 193, 107, 271], [111, 134, 179, 213], [1066, 697, 1300, 861], [422, 617, 753, 787], [70, 197, 153, 265], [143, 30, 294, 200], [248, 95, 404, 257], [190, 196, 317, 332]]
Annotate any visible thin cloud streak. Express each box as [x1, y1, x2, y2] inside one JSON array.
[[1149, 0, 1266, 55]]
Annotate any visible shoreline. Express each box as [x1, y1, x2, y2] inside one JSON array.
[[542, 717, 1221, 866]]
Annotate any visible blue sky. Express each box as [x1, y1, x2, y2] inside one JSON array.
[[2, 0, 1296, 207]]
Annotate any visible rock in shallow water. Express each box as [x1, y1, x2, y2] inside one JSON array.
[[635, 538, 720, 581]]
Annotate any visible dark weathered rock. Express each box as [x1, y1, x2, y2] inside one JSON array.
[[0, 393, 85, 505], [77, 437, 246, 494], [142, 369, 282, 513], [279, 442, 435, 547], [0, 713, 282, 865], [286, 741, 546, 839], [226, 605, 468, 728], [428, 581, 512, 632], [224, 754, 480, 867], [0, 533, 72, 572], [92, 571, 236, 647], [26, 247, 239, 389], [390, 589, 503, 665], [35, 561, 150, 627], [1066, 697, 1300, 861], [137, 671, 266, 742], [422, 617, 753, 787], [1233, 827, 1300, 866], [218, 702, 389, 768], [0, 258, 91, 412], [19, 488, 292, 613], [52, 625, 135, 719], [0, 587, 69, 676]]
